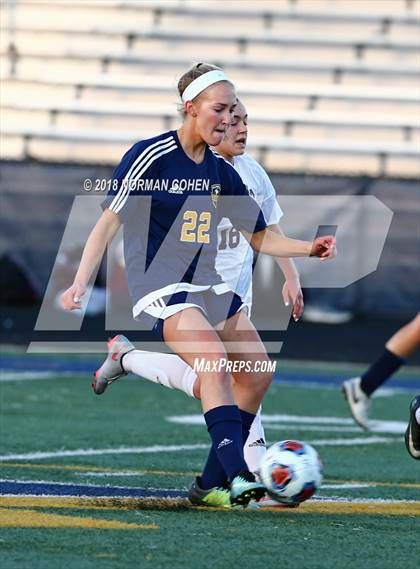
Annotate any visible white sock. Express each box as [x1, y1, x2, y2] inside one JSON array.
[[122, 350, 197, 398], [415, 407, 420, 425], [244, 407, 267, 474]]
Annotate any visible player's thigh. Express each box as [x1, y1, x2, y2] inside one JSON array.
[[163, 307, 227, 369], [163, 307, 234, 410]]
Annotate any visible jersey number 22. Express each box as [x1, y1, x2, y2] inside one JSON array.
[[180, 210, 211, 244]]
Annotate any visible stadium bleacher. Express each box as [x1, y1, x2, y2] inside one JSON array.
[[2, 25, 419, 59], [3, 99, 418, 138], [0, 0, 419, 176]]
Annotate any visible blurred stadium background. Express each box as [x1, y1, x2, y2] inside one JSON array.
[[0, 0, 419, 363]]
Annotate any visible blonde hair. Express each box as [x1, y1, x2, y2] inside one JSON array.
[[177, 62, 224, 100], [177, 62, 226, 117]]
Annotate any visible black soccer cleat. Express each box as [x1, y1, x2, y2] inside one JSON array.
[[405, 395, 420, 460], [230, 470, 266, 506]]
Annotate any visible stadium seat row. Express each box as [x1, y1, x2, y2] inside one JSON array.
[[1, 0, 418, 176]]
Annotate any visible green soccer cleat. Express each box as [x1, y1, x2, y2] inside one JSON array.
[[405, 395, 420, 460], [92, 334, 135, 395], [230, 470, 266, 506], [188, 477, 231, 508]]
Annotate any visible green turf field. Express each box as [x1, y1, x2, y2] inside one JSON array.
[[1, 358, 419, 569]]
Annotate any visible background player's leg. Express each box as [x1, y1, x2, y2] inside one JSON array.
[[361, 312, 420, 396], [343, 312, 420, 429], [386, 312, 420, 357]]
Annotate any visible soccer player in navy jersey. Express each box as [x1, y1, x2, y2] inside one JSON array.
[[93, 100, 305, 496], [61, 63, 336, 507]]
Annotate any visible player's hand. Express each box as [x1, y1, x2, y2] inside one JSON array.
[[60, 283, 86, 310], [282, 276, 304, 321], [309, 236, 337, 260]]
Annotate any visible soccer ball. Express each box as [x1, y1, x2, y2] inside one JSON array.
[[258, 440, 323, 505]]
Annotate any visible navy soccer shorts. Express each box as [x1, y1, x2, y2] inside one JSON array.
[[139, 289, 245, 341]]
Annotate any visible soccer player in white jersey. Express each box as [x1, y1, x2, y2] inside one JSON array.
[[93, 100, 304, 480], [62, 63, 336, 508], [214, 100, 304, 472]]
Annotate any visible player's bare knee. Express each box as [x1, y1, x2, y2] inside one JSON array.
[[196, 353, 231, 389], [261, 368, 274, 391], [199, 369, 231, 392], [256, 369, 273, 396], [243, 368, 273, 398]]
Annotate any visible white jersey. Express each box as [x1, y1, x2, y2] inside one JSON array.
[[215, 153, 283, 308]]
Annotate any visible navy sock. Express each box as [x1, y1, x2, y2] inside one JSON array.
[[200, 408, 256, 490], [360, 348, 405, 396], [200, 448, 226, 490], [200, 405, 247, 489]]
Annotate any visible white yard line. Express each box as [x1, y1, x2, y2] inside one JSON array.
[[308, 436, 402, 446], [0, 436, 402, 463], [320, 483, 370, 489], [167, 414, 407, 434], [0, 372, 60, 381], [311, 496, 420, 504], [264, 425, 363, 433], [76, 471, 146, 477], [279, 358, 420, 376]]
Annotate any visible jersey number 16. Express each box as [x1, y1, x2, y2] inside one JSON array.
[[218, 227, 240, 250]]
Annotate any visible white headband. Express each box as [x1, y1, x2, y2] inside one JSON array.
[[181, 69, 231, 102]]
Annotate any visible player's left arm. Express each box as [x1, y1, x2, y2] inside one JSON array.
[[241, 226, 337, 260]]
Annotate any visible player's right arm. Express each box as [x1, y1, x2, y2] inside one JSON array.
[[60, 208, 121, 310]]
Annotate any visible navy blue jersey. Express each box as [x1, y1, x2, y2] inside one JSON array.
[[102, 130, 266, 318]]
